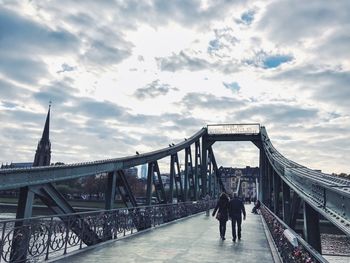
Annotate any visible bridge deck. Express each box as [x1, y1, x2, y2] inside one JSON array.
[[57, 204, 277, 263]]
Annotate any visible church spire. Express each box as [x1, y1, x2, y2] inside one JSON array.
[[41, 104, 50, 142], [33, 104, 51, 166]]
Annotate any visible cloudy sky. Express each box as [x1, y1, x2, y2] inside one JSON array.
[[1, 0, 349, 174]]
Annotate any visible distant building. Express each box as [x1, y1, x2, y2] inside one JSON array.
[[219, 166, 259, 200], [1, 162, 33, 169], [141, 164, 148, 179], [161, 174, 170, 189], [124, 167, 138, 177]]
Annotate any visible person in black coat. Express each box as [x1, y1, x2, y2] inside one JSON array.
[[252, 199, 261, 214], [212, 192, 229, 240], [228, 193, 246, 242]]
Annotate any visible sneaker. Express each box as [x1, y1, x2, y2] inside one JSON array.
[[232, 237, 236, 242], [222, 237, 226, 240]]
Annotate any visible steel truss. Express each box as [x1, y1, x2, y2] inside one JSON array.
[[1, 124, 349, 260]]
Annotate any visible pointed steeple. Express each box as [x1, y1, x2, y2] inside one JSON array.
[[33, 104, 51, 166], [41, 104, 50, 142]]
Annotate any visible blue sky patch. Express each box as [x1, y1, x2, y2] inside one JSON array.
[[241, 10, 255, 25], [223, 81, 240, 92], [207, 39, 221, 53], [263, 55, 293, 68]]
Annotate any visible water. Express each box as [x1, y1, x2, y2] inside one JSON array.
[[322, 233, 350, 263], [0, 213, 15, 220]]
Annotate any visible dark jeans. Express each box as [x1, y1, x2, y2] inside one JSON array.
[[231, 216, 242, 239], [219, 219, 227, 238]]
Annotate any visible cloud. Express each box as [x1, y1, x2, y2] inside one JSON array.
[[0, 7, 80, 83], [207, 27, 239, 55], [244, 51, 293, 69], [73, 98, 128, 119], [258, 1, 350, 43], [0, 55, 48, 84], [33, 80, 78, 106], [0, 78, 31, 100], [230, 102, 319, 125], [157, 51, 240, 73], [156, 51, 211, 72], [0, 8, 79, 56], [180, 92, 246, 110], [270, 65, 350, 108], [82, 41, 131, 66], [57, 63, 76, 74], [133, 80, 178, 100], [316, 30, 350, 61]]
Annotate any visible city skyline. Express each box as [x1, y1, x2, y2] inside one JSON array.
[[0, 1, 349, 174]]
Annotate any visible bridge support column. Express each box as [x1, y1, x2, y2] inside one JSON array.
[[264, 157, 270, 205], [282, 181, 291, 225], [273, 170, 281, 215], [194, 140, 201, 200], [105, 171, 117, 210], [258, 149, 265, 202], [201, 135, 209, 196], [303, 202, 322, 253], [147, 163, 154, 204], [10, 186, 35, 262]]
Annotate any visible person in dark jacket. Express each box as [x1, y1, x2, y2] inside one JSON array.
[[228, 193, 246, 242], [252, 199, 261, 214], [212, 192, 229, 240]]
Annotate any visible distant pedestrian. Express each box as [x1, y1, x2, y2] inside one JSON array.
[[204, 193, 211, 216], [228, 193, 246, 242], [251, 199, 261, 214], [212, 192, 229, 240]]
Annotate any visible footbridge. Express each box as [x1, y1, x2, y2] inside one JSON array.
[[0, 117, 349, 262]]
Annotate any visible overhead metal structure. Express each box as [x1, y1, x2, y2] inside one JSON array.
[[1, 121, 349, 259]]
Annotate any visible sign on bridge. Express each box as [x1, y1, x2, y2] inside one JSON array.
[[207, 124, 260, 135]]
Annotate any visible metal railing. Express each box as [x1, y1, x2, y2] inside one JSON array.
[[260, 127, 350, 236], [0, 200, 216, 263], [260, 205, 328, 263]]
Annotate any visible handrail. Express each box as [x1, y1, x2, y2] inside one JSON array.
[[0, 200, 216, 262], [261, 205, 329, 263]]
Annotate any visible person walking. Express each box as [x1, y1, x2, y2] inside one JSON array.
[[212, 192, 229, 240], [204, 193, 211, 216], [229, 193, 246, 242], [251, 199, 261, 214]]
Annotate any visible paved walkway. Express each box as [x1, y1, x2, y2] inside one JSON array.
[[59, 204, 276, 263]]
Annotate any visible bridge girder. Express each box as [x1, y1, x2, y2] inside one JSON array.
[[2, 123, 350, 259]]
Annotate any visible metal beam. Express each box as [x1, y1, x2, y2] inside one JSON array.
[[303, 202, 322, 253], [207, 134, 261, 142], [151, 161, 167, 204], [273, 170, 281, 215], [172, 153, 184, 202], [184, 146, 195, 201], [201, 134, 209, 196], [115, 170, 137, 207], [258, 149, 264, 202], [32, 183, 102, 245], [10, 187, 35, 262], [194, 140, 201, 199], [282, 181, 291, 225], [290, 192, 302, 229], [105, 171, 117, 210], [0, 128, 207, 190], [146, 163, 154, 205]]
